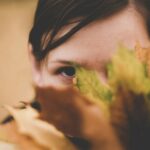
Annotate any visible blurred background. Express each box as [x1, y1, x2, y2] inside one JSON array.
[[0, 0, 38, 121]]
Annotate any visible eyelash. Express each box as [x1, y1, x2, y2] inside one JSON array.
[[55, 66, 76, 83]]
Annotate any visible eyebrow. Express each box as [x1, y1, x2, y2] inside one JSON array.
[[50, 59, 86, 67], [49, 58, 108, 70], [47, 59, 109, 77]]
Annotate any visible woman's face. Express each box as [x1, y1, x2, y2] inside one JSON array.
[[30, 6, 150, 89]]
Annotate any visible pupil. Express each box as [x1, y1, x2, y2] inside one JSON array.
[[64, 67, 75, 76]]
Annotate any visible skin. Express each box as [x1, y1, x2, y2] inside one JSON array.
[[27, 4, 150, 149], [29, 5, 150, 89]]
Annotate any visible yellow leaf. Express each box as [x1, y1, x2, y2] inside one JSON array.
[[5, 105, 77, 150], [0, 141, 17, 150]]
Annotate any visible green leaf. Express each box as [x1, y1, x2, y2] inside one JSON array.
[[74, 45, 150, 119], [108, 45, 150, 95], [75, 66, 112, 103], [74, 65, 113, 118]]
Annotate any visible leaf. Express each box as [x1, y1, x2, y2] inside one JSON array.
[[108, 45, 150, 95], [4, 105, 77, 150], [75, 67, 112, 102], [0, 141, 17, 150], [74, 44, 150, 119], [0, 123, 19, 149], [135, 42, 150, 77], [74, 66, 113, 118]]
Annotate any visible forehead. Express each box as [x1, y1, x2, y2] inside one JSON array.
[[47, 6, 149, 67]]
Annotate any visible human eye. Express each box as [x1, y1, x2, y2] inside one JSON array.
[[55, 66, 76, 84]]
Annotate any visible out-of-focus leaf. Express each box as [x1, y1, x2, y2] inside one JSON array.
[[75, 67, 112, 102], [4, 105, 77, 150], [74, 44, 150, 119], [0, 141, 17, 150], [135, 42, 150, 77], [74, 66, 112, 118], [0, 123, 18, 149], [108, 45, 150, 95]]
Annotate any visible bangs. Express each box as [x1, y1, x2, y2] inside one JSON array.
[[29, 0, 129, 60]]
